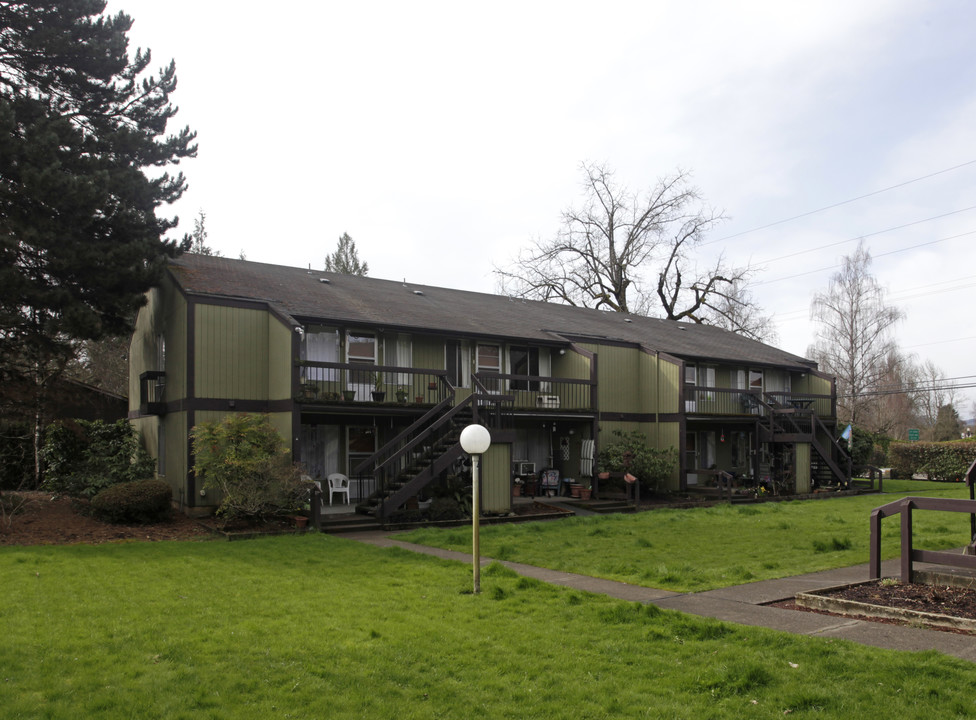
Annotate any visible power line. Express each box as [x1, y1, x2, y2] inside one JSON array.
[[753, 229, 976, 287], [772, 276, 976, 322], [707, 158, 976, 245], [754, 206, 976, 266]]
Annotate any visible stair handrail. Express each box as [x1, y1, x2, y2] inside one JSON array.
[[811, 413, 852, 485]]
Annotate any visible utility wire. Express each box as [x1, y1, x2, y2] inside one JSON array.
[[753, 230, 976, 287], [755, 206, 976, 266], [706, 158, 976, 245]]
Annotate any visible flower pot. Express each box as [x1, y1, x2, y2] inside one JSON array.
[[371, 391, 386, 402], [342, 390, 356, 402], [415, 395, 424, 404], [580, 487, 592, 500], [512, 485, 522, 497], [293, 515, 309, 529], [598, 472, 610, 480], [570, 484, 582, 498]]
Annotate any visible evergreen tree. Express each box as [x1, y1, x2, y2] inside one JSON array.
[[190, 209, 219, 256], [0, 1, 196, 480], [324, 233, 369, 275], [933, 404, 962, 442]]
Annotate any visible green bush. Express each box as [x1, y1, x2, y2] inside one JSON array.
[[598, 430, 677, 494], [889, 440, 976, 481], [0, 423, 34, 490], [90, 479, 173, 524], [191, 414, 305, 523], [428, 497, 464, 522], [42, 419, 156, 498]]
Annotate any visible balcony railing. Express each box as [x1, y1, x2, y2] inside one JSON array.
[[474, 372, 595, 412], [298, 361, 451, 405], [139, 371, 166, 415], [685, 387, 832, 417]]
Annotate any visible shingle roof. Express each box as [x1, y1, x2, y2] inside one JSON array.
[[168, 254, 817, 370]]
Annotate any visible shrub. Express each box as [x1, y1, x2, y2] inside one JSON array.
[[598, 430, 677, 494], [191, 414, 306, 523], [0, 423, 34, 490], [428, 497, 465, 522], [42, 419, 156, 498], [889, 440, 976, 481], [90, 479, 173, 524]]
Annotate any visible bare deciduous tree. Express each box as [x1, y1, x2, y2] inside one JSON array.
[[807, 241, 904, 426], [495, 163, 766, 334]]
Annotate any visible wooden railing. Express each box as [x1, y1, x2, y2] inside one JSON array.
[[869, 494, 976, 582], [298, 361, 450, 405], [474, 372, 594, 411], [684, 388, 832, 417]]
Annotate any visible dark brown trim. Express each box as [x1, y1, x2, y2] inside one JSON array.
[[186, 398, 295, 413], [186, 409, 196, 508], [186, 298, 196, 401]]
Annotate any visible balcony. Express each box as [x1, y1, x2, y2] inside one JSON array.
[[298, 362, 451, 406], [474, 372, 595, 412], [296, 362, 596, 412], [685, 387, 833, 417], [139, 371, 166, 415]]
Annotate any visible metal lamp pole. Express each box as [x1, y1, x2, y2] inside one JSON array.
[[460, 424, 491, 594]]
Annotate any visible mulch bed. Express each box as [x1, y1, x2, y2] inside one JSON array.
[[772, 579, 976, 634], [0, 492, 210, 546]]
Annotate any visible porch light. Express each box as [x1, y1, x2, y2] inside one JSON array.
[[460, 424, 491, 594]]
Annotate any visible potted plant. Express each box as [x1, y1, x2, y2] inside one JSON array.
[[579, 479, 592, 501], [395, 386, 409, 403], [342, 389, 356, 402], [512, 477, 523, 497], [301, 382, 318, 400], [371, 372, 386, 402]]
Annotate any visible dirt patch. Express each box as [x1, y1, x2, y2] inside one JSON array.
[[0, 492, 211, 546]]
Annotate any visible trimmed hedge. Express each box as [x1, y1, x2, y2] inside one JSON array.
[[90, 479, 173, 524], [889, 441, 976, 482]]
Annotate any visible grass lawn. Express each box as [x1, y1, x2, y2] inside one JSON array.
[[400, 479, 974, 592], [3, 534, 976, 719]]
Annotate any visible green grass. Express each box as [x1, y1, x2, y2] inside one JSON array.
[[400, 480, 973, 592], [3, 535, 976, 719]]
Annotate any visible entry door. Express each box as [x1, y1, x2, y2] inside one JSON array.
[[685, 432, 699, 485], [347, 426, 377, 500]]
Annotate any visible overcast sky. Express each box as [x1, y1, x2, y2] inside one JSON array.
[[111, 0, 976, 417]]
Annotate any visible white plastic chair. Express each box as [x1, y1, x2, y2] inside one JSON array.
[[327, 472, 351, 506]]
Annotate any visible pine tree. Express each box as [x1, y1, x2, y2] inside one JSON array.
[[0, 1, 197, 480], [324, 233, 369, 275]]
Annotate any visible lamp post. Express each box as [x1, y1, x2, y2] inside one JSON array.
[[460, 423, 491, 594]]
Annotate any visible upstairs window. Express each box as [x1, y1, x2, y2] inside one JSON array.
[[509, 346, 540, 391]]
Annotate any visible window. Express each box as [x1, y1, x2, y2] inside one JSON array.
[[386, 333, 412, 385], [347, 332, 376, 395], [302, 327, 339, 382], [477, 343, 502, 393], [477, 344, 500, 372], [445, 340, 470, 388], [509, 346, 539, 391]]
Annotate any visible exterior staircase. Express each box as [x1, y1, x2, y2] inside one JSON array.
[[350, 393, 490, 521], [756, 394, 851, 487]]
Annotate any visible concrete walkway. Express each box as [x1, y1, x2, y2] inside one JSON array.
[[350, 530, 976, 663]]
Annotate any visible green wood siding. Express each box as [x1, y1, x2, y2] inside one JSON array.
[[195, 305, 269, 400], [581, 343, 642, 414], [128, 279, 187, 411], [267, 315, 294, 400], [796, 443, 811, 494], [482, 443, 511, 513]]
